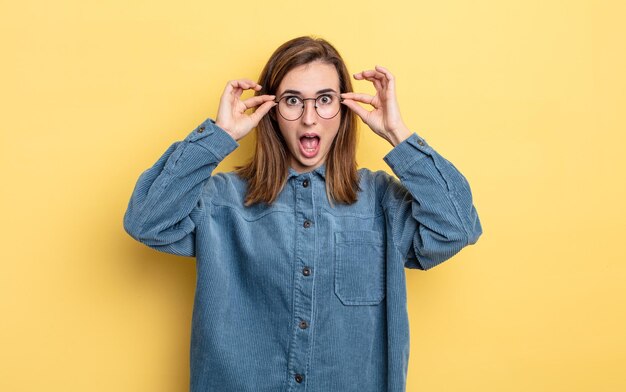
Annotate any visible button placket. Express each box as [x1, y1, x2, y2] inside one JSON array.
[[286, 174, 315, 389]]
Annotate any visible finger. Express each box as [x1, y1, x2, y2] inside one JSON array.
[[341, 99, 371, 122], [353, 69, 384, 80], [242, 95, 276, 110], [374, 65, 396, 93], [361, 69, 390, 91], [355, 69, 385, 85], [368, 75, 388, 91], [352, 75, 383, 93], [359, 70, 387, 83], [340, 92, 376, 106], [226, 79, 262, 98], [374, 65, 393, 79], [227, 79, 260, 90], [249, 100, 277, 124], [224, 81, 244, 100], [361, 76, 384, 92]]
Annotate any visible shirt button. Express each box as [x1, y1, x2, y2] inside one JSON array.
[[295, 374, 304, 383], [302, 179, 309, 187], [299, 320, 308, 329], [198, 126, 205, 133], [303, 220, 312, 228], [302, 267, 311, 276]]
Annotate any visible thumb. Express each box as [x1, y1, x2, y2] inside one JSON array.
[[341, 99, 370, 123], [249, 100, 277, 126]]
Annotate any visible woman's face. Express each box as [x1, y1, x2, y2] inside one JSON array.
[[275, 61, 342, 174]]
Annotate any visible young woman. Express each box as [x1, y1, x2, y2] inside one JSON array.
[[124, 36, 482, 392]]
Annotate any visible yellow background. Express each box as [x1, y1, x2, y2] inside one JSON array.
[[1, 0, 625, 390]]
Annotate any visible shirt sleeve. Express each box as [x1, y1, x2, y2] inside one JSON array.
[[381, 132, 482, 270], [123, 118, 239, 257]]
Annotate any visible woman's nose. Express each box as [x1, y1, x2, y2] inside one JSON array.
[[301, 100, 318, 124]]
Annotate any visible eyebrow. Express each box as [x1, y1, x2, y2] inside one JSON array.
[[279, 88, 337, 97]]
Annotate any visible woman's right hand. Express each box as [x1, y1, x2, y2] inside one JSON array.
[[215, 79, 276, 141]]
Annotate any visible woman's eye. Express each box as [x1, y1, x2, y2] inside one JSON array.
[[286, 96, 302, 106], [318, 94, 333, 105]]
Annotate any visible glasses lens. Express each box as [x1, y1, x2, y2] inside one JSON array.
[[278, 96, 303, 121], [315, 93, 341, 119]]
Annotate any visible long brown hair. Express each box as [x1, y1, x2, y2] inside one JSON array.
[[235, 36, 359, 207]]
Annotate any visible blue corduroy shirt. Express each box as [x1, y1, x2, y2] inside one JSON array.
[[123, 118, 482, 392]]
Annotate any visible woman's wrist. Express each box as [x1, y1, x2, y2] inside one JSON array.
[[388, 125, 412, 147], [215, 121, 237, 141]]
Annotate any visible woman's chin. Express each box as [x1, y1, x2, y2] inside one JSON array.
[[289, 155, 325, 173]]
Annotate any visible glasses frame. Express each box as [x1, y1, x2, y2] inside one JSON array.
[[274, 92, 344, 121]]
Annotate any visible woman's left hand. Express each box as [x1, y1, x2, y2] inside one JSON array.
[[341, 65, 412, 147]]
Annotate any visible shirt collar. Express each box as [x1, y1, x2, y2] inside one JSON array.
[[287, 163, 327, 180]]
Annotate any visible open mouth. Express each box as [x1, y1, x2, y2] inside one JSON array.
[[299, 135, 320, 158]]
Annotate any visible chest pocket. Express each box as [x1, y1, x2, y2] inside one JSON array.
[[334, 230, 386, 306]]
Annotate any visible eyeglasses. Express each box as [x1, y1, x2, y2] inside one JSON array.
[[274, 93, 343, 121]]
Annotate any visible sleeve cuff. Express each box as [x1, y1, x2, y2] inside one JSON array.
[[183, 118, 239, 161], [383, 132, 431, 176]]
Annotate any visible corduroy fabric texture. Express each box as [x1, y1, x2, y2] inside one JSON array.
[[123, 118, 482, 392]]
